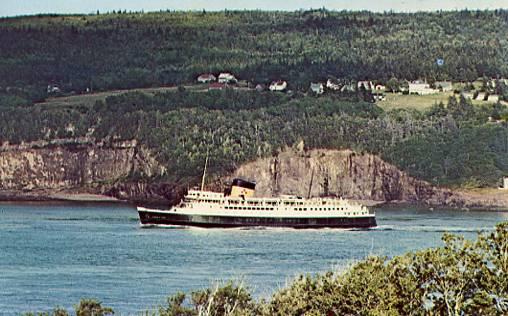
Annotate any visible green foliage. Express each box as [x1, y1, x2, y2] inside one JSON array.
[[1, 10, 508, 188], [74, 299, 114, 316], [266, 222, 508, 316], [23, 307, 69, 316], [23, 299, 113, 316], [157, 281, 256, 316], [386, 77, 401, 93], [1, 89, 508, 188], [1, 9, 508, 105]]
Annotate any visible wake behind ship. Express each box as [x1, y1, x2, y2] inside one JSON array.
[[137, 178, 377, 229]]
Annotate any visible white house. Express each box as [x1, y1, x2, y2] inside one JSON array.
[[375, 84, 386, 92], [408, 82, 437, 95], [269, 80, 287, 92], [197, 73, 216, 83], [502, 177, 508, 189], [476, 92, 486, 100], [310, 82, 324, 94], [47, 84, 61, 94], [357, 81, 373, 90], [218, 73, 237, 84], [326, 79, 342, 91], [340, 84, 355, 92]]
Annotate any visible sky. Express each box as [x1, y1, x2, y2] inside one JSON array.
[[1, 0, 508, 17]]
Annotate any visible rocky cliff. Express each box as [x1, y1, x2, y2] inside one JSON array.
[[0, 142, 505, 209], [232, 148, 458, 206], [0, 139, 170, 203]]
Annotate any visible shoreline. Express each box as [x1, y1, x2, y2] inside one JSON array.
[[1, 191, 507, 212], [0, 191, 126, 204]]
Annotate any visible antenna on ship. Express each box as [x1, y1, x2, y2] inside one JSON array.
[[200, 149, 209, 191]]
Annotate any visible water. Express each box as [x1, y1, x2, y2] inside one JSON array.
[[0, 202, 506, 315]]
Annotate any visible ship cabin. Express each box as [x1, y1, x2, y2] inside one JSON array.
[[182, 178, 370, 216]]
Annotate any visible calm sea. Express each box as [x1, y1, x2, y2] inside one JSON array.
[[0, 202, 506, 315]]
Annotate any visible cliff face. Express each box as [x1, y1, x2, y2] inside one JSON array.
[[0, 142, 503, 209], [0, 139, 167, 202], [232, 148, 457, 206]]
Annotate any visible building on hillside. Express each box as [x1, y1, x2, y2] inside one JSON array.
[[357, 80, 373, 90], [310, 82, 324, 95], [408, 81, 437, 95], [463, 92, 474, 100], [435, 81, 453, 92], [487, 94, 500, 102], [197, 73, 216, 83], [269, 80, 287, 92], [375, 84, 386, 92], [255, 84, 265, 92], [47, 84, 61, 94], [488, 79, 508, 88], [340, 83, 355, 92], [502, 177, 508, 189], [326, 79, 342, 91], [476, 92, 486, 100], [218, 73, 237, 84], [208, 82, 225, 91]]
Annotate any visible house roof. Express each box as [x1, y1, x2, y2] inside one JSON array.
[[198, 73, 215, 78]]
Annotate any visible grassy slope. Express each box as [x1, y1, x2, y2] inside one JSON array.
[[378, 92, 507, 111]]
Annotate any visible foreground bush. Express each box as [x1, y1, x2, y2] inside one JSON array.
[[267, 222, 508, 316], [26, 223, 507, 315], [24, 299, 113, 316]]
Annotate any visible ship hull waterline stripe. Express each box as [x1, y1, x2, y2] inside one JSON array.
[[138, 210, 377, 229]]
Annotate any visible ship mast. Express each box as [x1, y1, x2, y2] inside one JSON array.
[[200, 149, 209, 191], [307, 167, 314, 199]]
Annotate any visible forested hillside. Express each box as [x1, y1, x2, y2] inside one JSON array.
[[1, 10, 508, 191], [1, 89, 507, 188], [1, 9, 508, 105]]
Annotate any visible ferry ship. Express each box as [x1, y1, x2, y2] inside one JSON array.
[[137, 178, 377, 229]]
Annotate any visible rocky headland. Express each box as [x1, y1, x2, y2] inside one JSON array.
[[0, 141, 506, 210]]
